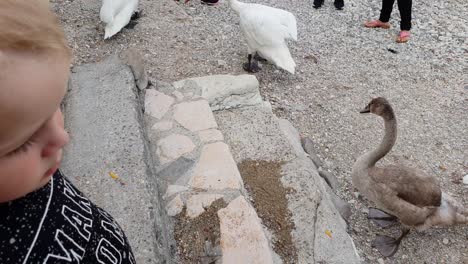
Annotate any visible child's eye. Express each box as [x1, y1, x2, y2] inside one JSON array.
[[7, 140, 34, 156]]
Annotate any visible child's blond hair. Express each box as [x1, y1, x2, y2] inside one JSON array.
[[0, 0, 71, 59]]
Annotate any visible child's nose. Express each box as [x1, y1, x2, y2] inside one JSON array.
[[41, 127, 69, 158], [41, 111, 70, 158]]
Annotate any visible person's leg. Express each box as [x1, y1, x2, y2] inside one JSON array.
[[365, 0, 394, 28], [397, 0, 412, 30], [379, 0, 396, 23], [334, 0, 344, 10], [313, 0, 324, 9]]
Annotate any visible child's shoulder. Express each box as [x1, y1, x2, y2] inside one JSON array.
[[0, 170, 135, 263]]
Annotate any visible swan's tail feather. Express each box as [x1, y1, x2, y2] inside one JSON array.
[[260, 45, 296, 74], [432, 193, 468, 227]]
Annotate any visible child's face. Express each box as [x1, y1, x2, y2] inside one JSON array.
[[0, 52, 70, 203]]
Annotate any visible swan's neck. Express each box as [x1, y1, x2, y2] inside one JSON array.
[[359, 115, 397, 168]]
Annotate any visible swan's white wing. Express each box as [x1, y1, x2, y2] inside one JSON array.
[[279, 10, 297, 41], [240, 9, 285, 47], [239, 4, 297, 49]]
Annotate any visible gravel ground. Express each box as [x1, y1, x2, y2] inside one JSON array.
[[52, 0, 467, 263]]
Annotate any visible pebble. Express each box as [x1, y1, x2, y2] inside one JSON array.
[[377, 258, 385, 264], [463, 174, 468, 185], [443, 238, 449, 245]]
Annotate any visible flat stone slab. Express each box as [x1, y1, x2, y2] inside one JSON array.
[[218, 196, 275, 264], [167, 194, 184, 217], [156, 134, 196, 164], [62, 56, 168, 263], [188, 142, 243, 190], [198, 129, 224, 143], [186, 194, 224, 218], [173, 100, 217, 132], [152, 121, 173, 131], [173, 74, 263, 111], [145, 89, 174, 119]]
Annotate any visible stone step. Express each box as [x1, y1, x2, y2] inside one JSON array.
[[173, 74, 362, 263], [63, 55, 360, 263], [62, 56, 171, 263], [144, 76, 280, 263]]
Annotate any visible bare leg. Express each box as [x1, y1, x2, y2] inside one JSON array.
[[371, 227, 410, 257]]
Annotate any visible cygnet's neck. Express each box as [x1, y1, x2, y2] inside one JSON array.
[[359, 113, 397, 168]]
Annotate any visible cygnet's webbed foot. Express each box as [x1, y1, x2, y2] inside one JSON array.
[[371, 228, 409, 257], [125, 11, 141, 29], [242, 61, 261, 73], [254, 53, 268, 62], [243, 54, 261, 73], [367, 207, 398, 228], [371, 235, 400, 257]]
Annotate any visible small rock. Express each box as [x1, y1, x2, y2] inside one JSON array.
[[443, 238, 449, 245], [166, 194, 184, 216], [330, 191, 352, 222], [172, 91, 184, 101], [121, 48, 149, 90], [217, 59, 228, 68], [377, 258, 385, 264], [463, 174, 468, 185], [301, 137, 323, 168], [318, 169, 340, 191], [348, 199, 356, 204], [156, 134, 196, 164]]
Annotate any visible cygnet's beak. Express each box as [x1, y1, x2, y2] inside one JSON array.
[[359, 106, 370, 114]]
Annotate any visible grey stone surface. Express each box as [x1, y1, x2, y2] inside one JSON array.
[[152, 80, 175, 94], [173, 74, 263, 111], [120, 48, 149, 90], [327, 185, 352, 222], [62, 56, 170, 263], [318, 168, 340, 191], [282, 157, 360, 264], [301, 136, 323, 169], [216, 104, 360, 263], [278, 118, 307, 158], [157, 156, 196, 186], [215, 105, 296, 162]]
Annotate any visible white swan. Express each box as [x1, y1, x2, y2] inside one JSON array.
[[229, 0, 297, 74], [100, 0, 139, 39]]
